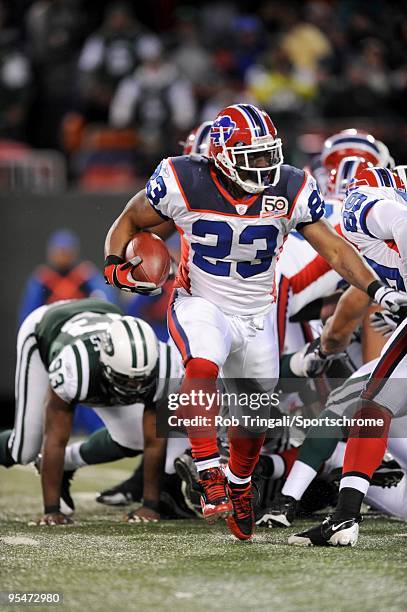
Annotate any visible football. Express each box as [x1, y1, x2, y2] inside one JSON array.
[[125, 231, 171, 288]]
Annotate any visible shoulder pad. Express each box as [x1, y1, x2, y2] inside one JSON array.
[[49, 342, 89, 404], [282, 165, 307, 201], [170, 154, 210, 167], [264, 164, 306, 200]]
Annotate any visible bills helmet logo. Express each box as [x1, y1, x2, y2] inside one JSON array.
[[210, 116, 236, 145]]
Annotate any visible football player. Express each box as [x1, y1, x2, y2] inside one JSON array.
[[103, 104, 407, 541], [91, 122, 213, 510], [0, 298, 182, 525], [320, 128, 394, 174], [287, 166, 407, 546], [277, 128, 393, 356], [257, 356, 406, 530], [181, 121, 212, 156]]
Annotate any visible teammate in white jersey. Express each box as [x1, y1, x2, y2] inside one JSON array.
[[277, 128, 393, 356], [104, 103, 406, 541], [286, 166, 407, 546]]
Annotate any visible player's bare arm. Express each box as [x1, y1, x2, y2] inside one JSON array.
[[126, 409, 167, 523], [320, 286, 370, 354], [300, 219, 378, 292], [104, 189, 173, 293], [39, 387, 74, 526], [361, 304, 388, 362], [104, 189, 173, 258]]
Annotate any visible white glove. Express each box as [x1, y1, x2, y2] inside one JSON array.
[[290, 340, 346, 378], [369, 282, 407, 313], [370, 310, 402, 337]]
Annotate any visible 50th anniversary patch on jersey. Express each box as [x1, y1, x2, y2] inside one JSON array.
[[260, 195, 289, 218]]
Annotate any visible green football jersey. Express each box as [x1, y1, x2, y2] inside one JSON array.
[[34, 299, 183, 408], [48, 336, 181, 408], [35, 299, 122, 366]]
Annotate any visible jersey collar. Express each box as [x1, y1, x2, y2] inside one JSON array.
[[210, 166, 259, 209]]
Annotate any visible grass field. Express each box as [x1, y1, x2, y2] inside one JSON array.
[[1, 460, 407, 612]]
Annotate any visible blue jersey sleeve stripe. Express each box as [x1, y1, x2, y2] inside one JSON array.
[[359, 199, 380, 238]]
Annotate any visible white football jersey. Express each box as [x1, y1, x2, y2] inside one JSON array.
[[340, 186, 407, 290], [146, 156, 325, 317], [276, 197, 344, 352]]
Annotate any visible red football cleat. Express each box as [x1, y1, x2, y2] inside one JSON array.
[[226, 483, 254, 540], [197, 467, 233, 524]]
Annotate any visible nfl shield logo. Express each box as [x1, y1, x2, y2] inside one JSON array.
[[236, 204, 248, 215], [261, 196, 289, 218]]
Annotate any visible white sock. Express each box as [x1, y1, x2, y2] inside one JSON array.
[[281, 460, 317, 501], [269, 454, 285, 479], [195, 456, 221, 472], [225, 465, 251, 485], [64, 441, 87, 471], [340, 475, 370, 495]]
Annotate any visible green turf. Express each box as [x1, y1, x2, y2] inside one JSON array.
[[1, 461, 407, 612]]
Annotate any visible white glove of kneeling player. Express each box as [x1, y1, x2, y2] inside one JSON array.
[[370, 310, 405, 337], [289, 339, 346, 378], [368, 281, 407, 313]]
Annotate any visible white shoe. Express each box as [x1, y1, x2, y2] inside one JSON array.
[[288, 516, 361, 547]]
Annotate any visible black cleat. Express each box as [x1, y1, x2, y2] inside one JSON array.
[[159, 472, 198, 519], [174, 453, 203, 517], [255, 492, 297, 528], [96, 464, 143, 506], [252, 455, 276, 512], [226, 483, 254, 540], [371, 458, 404, 488], [329, 458, 403, 490], [288, 515, 362, 547]]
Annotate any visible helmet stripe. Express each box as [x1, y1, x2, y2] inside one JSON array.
[[373, 168, 385, 186], [122, 319, 138, 368], [250, 105, 269, 135], [239, 104, 267, 136], [234, 104, 257, 138], [332, 136, 380, 154], [134, 319, 148, 367], [343, 159, 354, 179], [377, 168, 392, 187]]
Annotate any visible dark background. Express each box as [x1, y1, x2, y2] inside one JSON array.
[[1, 0, 406, 422], [0, 192, 127, 418]]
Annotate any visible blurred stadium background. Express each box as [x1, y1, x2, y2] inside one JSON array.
[[1, 0, 407, 427]]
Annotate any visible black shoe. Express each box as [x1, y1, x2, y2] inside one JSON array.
[[60, 470, 75, 515], [329, 458, 403, 490], [96, 463, 143, 506], [226, 483, 254, 540], [371, 458, 404, 488], [288, 515, 362, 547], [252, 455, 276, 512], [255, 492, 297, 528], [174, 453, 203, 517], [159, 473, 198, 519]]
